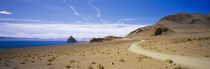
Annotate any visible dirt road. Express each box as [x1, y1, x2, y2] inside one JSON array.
[[128, 40, 210, 69]]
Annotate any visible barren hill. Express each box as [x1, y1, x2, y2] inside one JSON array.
[[126, 13, 210, 38], [126, 13, 210, 61]]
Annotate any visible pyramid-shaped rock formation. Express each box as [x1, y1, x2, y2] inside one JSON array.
[[67, 36, 77, 42]]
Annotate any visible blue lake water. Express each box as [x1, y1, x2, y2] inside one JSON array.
[[0, 41, 82, 49]]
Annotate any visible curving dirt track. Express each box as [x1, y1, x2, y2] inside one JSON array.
[[128, 40, 210, 69]]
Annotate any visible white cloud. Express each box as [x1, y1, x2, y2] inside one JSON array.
[[88, 0, 101, 18], [0, 23, 146, 38], [117, 18, 136, 24], [0, 18, 44, 22], [0, 11, 13, 14], [81, 17, 89, 22], [69, 6, 80, 16]]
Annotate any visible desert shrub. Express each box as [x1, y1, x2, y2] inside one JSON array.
[[173, 66, 187, 69], [70, 60, 76, 63], [31, 56, 35, 59], [47, 57, 55, 62], [20, 62, 26, 64], [205, 55, 210, 57], [97, 64, 104, 69], [4, 59, 10, 62], [157, 50, 162, 52], [87, 65, 93, 69], [166, 59, 173, 64], [111, 62, 114, 65], [119, 59, 126, 62], [4, 63, 8, 67], [39, 58, 42, 61], [13, 66, 19, 69], [91, 61, 96, 64], [46, 62, 52, 65], [65, 64, 72, 68], [138, 54, 148, 59], [117, 51, 120, 54], [76, 66, 80, 68], [137, 54, 150, 62], [31, 61, 35, 63]]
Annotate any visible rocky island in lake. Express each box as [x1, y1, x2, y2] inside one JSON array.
[[67, 36, 77, 42]]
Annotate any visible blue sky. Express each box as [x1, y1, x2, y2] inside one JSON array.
[[0, 0, 210, 38]]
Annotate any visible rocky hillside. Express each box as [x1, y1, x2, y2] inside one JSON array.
[[126, 13, 210, 38]]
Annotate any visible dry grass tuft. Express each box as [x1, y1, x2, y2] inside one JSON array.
[[87, 65, 93, 69], [20, 62, 26, 64], [65, 64, 72, 68], [70, 60, 76, 63], [97, 64, 104, 69], [119, 59, 126, 62], [46, 62, 52, 65], [166, 59, 173, 64], [173, 66, 188, 69]]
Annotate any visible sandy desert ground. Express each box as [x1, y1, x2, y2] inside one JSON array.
[[0, 39, 184, 69]]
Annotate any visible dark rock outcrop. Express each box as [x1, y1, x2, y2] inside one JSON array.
[[151, 24, 173, 36], [89, 36, 122, 43], [103, 36, 122, 41], [67, 36, 77, 42], [89, 38, 104, 43]]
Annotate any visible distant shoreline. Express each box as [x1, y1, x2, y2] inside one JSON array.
[[0, 41, 85, 49], [0, 40, 135, 56]]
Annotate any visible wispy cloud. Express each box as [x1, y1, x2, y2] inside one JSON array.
[[69, 6, 80, 16], [69, 6, 90, 22], [81, 17, 89, 22], [0, 23, 146, 38], [0, 18, 44, 23], [88, 0, 101, 18], [117, 18, 136, 24], [0, 11, 13, 15], [87, 0, 107, 23]]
